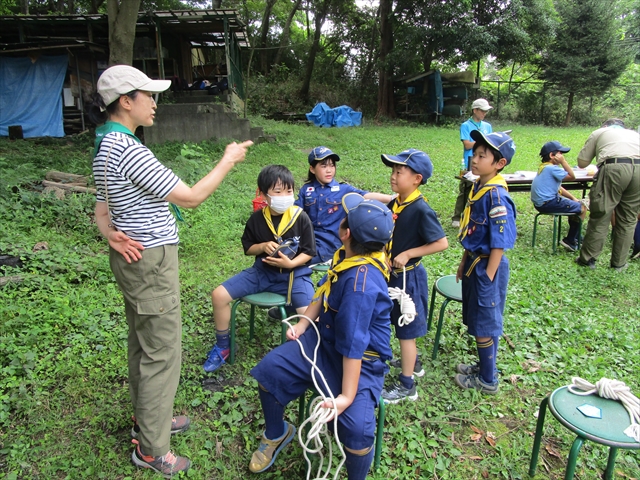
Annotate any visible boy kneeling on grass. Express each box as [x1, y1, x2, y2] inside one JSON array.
[[455, 131, 517, 394], [248, 193, 394, 480]]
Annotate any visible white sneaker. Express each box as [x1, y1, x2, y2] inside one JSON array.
[[451, 220, 460, 228]]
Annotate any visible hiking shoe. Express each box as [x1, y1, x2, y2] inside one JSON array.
[[388, 357, 425, 377], [381, 381, 418, 404], [610, 262, 629, 272], [451, 220, 460, 228], [454, 373, 499, 394], [559, 239, 577, 252], [131, 415, 191, 439], [632, 246, 640, 260], [575, 257, 596, 269], [456, 363, 480, 375], [203, 344, 230, 373], [131, 440, 191, 478], [249, 421, 296, 473]]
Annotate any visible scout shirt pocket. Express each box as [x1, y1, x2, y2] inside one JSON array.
[[474, 262, 498, 308], [136, 292, 181, 348], [323, 197, 342, 217]]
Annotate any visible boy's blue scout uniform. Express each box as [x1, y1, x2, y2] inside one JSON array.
[[459, 131, 517, 353], [251, 194, 393, 468], [295, 147, 368, 263]]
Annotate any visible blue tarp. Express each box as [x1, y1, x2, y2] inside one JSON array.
[[0, 55, 67, 138], [306, 102, 362, 128]]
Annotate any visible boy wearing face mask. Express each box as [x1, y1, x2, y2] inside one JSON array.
[[204, 165, 316, 372]]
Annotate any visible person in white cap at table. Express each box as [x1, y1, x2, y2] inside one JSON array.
[[575, 118, 640, 271], [453, 98, 494, 228], [88, 64, 252, 477]]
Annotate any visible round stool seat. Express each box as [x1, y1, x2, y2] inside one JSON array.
[[434, 274, 462, 302], [311, 263, 330, 273], [240, 292, 287, 308], [549, 386, 640, 448]]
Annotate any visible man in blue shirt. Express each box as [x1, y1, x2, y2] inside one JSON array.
[[453, 99, 493, 228]]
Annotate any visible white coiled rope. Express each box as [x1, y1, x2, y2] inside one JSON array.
[[280, 314, 346, 480], [568, 377, 640, 442], [387, 266, 416, 327]]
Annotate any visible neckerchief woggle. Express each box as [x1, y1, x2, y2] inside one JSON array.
[[458, 174, 508, 241], [385, 189, 423, 257], [313, 246, 390, 312], [94, 121, 184, 221]]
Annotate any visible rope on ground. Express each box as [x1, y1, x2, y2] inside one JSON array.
[[568, 377, 640, 442], [387, 266, 416, 327], [281, 314, 346, 480]]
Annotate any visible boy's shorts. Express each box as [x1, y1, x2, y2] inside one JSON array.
[[462, 255, 509, 337], [388, 263, 428, 340], [534, 196, 582, 215], [222, 265, 314, 309]]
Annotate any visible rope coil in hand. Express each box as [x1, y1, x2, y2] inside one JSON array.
[[568, 377, 640, 442], [387, 266, 416, 327], [281, 314, 346, 480]]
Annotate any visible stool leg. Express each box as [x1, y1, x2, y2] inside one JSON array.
[[577, 218, 583, 250], [529, 396, 549, 476], [229, 300, 241, 365], [552, 216, 559, 254], [297, 392, 306, 425], [564, 436, 585, 480], [431, 299, 450, 360], [427, 284, 437, 331], [604, 447, 618, 480], [279, 306, 287, 344], [374, 398, 386, 471], [532, 213, 541, 248], [248, 305, 256, 340]]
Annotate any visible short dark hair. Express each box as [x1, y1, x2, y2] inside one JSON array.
[[305, 157, 336, 183], [86, 90, 139, 125], [472, 139, 506, 173], [342, 217, 386, 254], [601, 118, 625, 128], [541, 152, 554, 163], [257, 165, 295, 194]]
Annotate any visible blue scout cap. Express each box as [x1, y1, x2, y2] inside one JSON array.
[[470, 130, 516, 165], [380, 149, 433, 184], [341, 193, 393, 245], [540, 141, 571, 157], [308, 146, 340, 164]]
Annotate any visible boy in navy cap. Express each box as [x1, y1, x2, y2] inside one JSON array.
[[455, 131, 517, 394], [530, 141, 587, 252], [296, 146, 394, 263], [380, 149, 448, 403], [249, 193, 394, 480]]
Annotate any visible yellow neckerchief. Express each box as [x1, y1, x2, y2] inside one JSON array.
[[385, 189, 423, 257], [262, 205, 302, 241], [313, 247, 390, 312], [458, 174, 508, 241], [537, 161, 562, 194]]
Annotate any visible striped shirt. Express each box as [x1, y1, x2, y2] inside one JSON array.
[[93, 131, 180, 248]]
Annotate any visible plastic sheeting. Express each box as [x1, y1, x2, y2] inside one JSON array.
[[0, 55, 68, 138], [306, 102, 362, 128]]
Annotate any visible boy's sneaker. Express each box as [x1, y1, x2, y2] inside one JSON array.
[[388, 357, 425, 377], [249, 421, 296, 473], [381, 381, 418, 404], [456, 363, 480, 375], [203, 344, 230, 373], [131, 415, 191, 439], [267, 307, 282, 320], [454, 373, 499, 394], [610, 262, 629, 272], [632, 246, 640, 260], [131, 440, 191, 478], [575, 257, 596, 269], [451, 220, 460, 228], [559, 239, 577, 252]]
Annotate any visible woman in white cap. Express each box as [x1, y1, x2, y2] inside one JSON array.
[[88, 64, 252, 477]]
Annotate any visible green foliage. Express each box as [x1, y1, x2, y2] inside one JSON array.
[[1, 123, 639, 479]]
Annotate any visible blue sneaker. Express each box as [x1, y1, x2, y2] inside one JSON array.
[[203, 345, 230, 373]]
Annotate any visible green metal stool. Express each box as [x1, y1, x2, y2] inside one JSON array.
[[529, 386, 640, 479], [296, 391, 386, 471], [228, 292, 288, 365], [310, 263, 330, 274], [427, 275, 463, 360], [531, 213, 582, 253]]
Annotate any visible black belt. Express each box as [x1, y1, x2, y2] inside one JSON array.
[[603, 157, 640, 165]]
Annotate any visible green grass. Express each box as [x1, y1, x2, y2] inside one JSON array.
[[0, 121, 639, 479]]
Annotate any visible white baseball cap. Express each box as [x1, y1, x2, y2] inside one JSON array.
[[471, 98, 493, 111], [97, 65, 171, 106]]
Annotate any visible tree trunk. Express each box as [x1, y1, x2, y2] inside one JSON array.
[[564, 91, 574, 126], [272, 0, 303, 69], [89, 0, 105, 14], [20, 0, 28, 14], [259, 0, 278, 75], [422, 43, 433, 73], [299, 0, 329, 101], [376, 0, 394, 119], [359, 5, 379, 87], [107, 0, 142, 66]]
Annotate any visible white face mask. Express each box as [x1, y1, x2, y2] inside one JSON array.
[[268, 194, 295, 214]]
